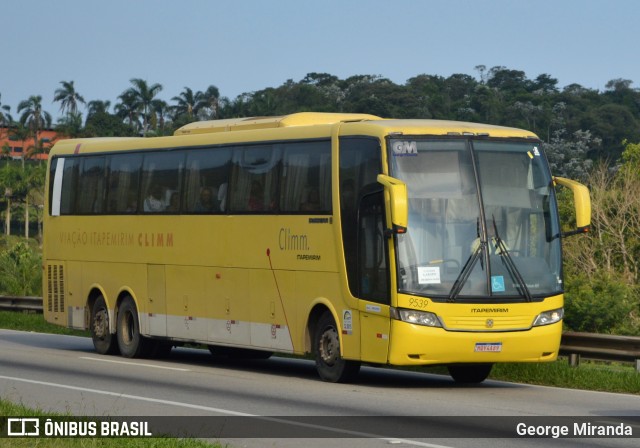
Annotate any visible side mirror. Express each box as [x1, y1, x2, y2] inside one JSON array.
[[554, 176, 591, 237], [377, 174, 408, 235]]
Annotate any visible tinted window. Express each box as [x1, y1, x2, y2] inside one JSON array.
[[141, 152, 185, 213], [280, 141, 331, 213], [184, 147, 232, 213], [60, 158, 80, 215], [229, 145, 281, 212], [107, 153, 142, 213]]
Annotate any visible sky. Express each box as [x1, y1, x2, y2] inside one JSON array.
[[2, 0, 639, 121]]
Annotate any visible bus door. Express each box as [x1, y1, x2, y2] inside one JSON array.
[[357, 189, 391, 363]]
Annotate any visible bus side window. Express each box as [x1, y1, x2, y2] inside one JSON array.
[[185, 148, 231, 213], [107, 153, 143, 213], [280, 140, 331, 213], [141, 152, 185, 214], [77, 157, 106, 214], [59, 158, 80, 215], [229, 145, 281, 213]]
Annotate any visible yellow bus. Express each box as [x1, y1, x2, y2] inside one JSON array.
[[43, 112, 590, 383]]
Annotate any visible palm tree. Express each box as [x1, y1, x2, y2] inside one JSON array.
[[0, 163, 23, 236], [86, 100, 111, 121], [115, 90, 141, 131], [151, 99, 170, 135], [55, 112, 84, 138], [17, 95, 52, 161], [122, 78, 163, 136], [172, 87, 198, 121], [196, 85, 220, 120], [8, 124, 31, 170], [53, 81, 86, 116], [0, 93, 13, 127]]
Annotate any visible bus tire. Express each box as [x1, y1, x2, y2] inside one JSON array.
[[314, 311, 360, 383], [90, 295, 119, 355], [447, 364, 493, 383], [116, 296, 152, 358]]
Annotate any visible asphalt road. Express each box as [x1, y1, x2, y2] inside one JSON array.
[[1, 329, 639, 448]]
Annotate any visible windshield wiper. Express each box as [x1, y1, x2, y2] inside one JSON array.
[[448, 233, 484, 302], [491, 216, 532, 302]]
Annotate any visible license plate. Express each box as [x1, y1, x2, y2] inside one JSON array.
[[475, 342, 502, 352]]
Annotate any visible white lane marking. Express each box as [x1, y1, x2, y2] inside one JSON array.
[[0, 375, 453, 448], [79, 356, 190, 372]]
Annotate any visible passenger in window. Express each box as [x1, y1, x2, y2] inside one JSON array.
[[144, 186, 165, 212], [195, 187, 218, 212], [126, 197, 138, 213], [248, 180, 264, 211], [166, 192, 180, 212], [300, 186, 321, 212]]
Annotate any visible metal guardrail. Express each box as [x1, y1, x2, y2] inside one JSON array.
[[0, 295, 43, 313], [1, 296, 639, 371], [560, 331, 640, 372]]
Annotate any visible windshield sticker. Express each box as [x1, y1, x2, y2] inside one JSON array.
[[533, 146, 541, 156], [418, 266, 441, 284], [491, 275, 506, 292], [391, 141, 418, 157]]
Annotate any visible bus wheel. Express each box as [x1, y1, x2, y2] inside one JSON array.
[[116, 297, 152, 358], [314, 311, 360, 383], [447, 364, 493, 383], [90, 295, 119, 355]]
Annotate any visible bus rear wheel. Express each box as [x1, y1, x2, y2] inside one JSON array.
[[116, 297, 153, 358], [314, 311, 360, 383], [447, 364, 493, 383], [90, 295, 119, 355]]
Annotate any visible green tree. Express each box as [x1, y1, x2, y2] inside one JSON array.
[[0, 163, 25, 236], [122, 78, 163, 136], [561, 142, 640, 334], [0, 93, 13, 127], [172, 87, 198, 121], [53, 80, 86, 116], [115, 89, 141, 131], [16, 95, 52, 159], [86, 100, 111, 121], [55, 112, 84, 138], [196, 85, 221, 120]]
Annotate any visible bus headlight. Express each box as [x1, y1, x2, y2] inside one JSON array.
[[532, 308, 564, 327], [391, 308, 442, 328]]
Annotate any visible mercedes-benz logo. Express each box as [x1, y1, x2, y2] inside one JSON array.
[[486, 319, 494, 328]]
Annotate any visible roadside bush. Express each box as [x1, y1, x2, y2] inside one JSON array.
[[564, 272, 638, 335], [0, 241, 42, 296]]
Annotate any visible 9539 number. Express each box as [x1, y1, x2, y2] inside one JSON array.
[[408, 297, 429, 309]]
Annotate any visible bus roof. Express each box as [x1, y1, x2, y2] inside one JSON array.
[[50, 113, 540, 157], [175, 112, 539, 139], [174, 112, 381, 135], [349, 119, 540, 139]]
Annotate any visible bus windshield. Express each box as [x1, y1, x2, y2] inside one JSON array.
[[389, 138, 562, 302]]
